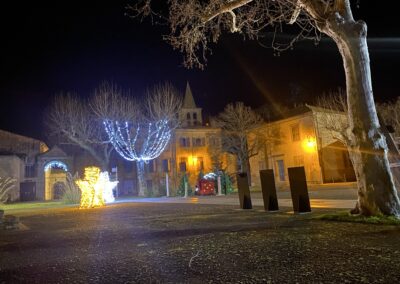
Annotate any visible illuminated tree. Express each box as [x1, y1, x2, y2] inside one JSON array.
[[132, 0, 400, 216], [213, 102, 264, 185], [46, 83, 138, 171], [101, 83, 182, 196]]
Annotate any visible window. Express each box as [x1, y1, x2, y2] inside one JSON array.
[[192, 137, 205, 147], [124, 160, 133, 173], [186, 113, 191, 119], [193, 112, 197, 120], [209, 137, 219, 147], [179, 137, 191, 147], [179, 157, 187, 172], [293, 155, 304, 167], [162, 159, 169, 172], [146, 180, 153, 191], [146, 160, 156, 173], [272, 127, 282, 145], [291, 124, 300, 141], [198, 157, 204, 171], [276, 160, 285, 181], [25, 164, 36, 178]]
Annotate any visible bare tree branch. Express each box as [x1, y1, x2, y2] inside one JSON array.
[[213, 102, 264, 173], [145, 82, 183, 128]]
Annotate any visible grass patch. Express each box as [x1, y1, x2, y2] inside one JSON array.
[[315, 211, 400, 225], [0, 201, 73, 212]]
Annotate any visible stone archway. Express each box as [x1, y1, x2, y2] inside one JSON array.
[[44, 160, 69, 200]]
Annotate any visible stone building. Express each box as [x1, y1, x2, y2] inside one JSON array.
[[114, 83, 236, 196], [0, 129, 48, 201], [249, 105, 356, 188]]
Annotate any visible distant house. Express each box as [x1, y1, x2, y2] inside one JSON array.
[[249, 105, 356, 187], [0, 129, 80, 201], [0, 129, 48, 201]]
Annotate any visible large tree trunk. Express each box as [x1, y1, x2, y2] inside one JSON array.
[[325, 14, 400, 216], [137, 161, 146, 197]]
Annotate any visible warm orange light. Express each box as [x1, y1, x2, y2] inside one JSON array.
[[303, 136, 316, 153], [76, 167, 104, 209], [189, 156, 198, 166]]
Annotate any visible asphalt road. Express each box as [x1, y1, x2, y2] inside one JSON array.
[[1, 202, 400, 283]]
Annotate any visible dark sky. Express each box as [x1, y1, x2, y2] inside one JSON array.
[[1, 1, 399, 141]]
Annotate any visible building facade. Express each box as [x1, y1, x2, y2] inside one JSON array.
[[114, 82, 236, 196], [249, 105, 356, 188], [0, 129, 49, 201]]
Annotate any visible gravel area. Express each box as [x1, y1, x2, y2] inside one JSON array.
[[1, 202, 400, 283]]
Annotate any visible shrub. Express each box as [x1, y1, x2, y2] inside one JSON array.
[[212, 171, 234, 195], [0, 177, 16, 204], [177, 173, 192, 196], [61, 173, 81, 204]]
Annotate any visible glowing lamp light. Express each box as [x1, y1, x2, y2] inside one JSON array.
[[189, 156, 198, 166], [303, 136, 317, 153], [76, 167, 118, 209]]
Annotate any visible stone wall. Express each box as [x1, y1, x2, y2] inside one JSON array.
[[0, 156, 24, 201]]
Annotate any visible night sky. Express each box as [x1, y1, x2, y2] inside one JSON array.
[[1, 1, 399, 141]]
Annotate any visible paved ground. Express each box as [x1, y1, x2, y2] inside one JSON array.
[[115, 183, 360, 210], [1, 201, 400, 283]]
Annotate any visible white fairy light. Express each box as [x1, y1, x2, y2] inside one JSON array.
[[103, 119, 171, 162], [44, 161, 68, 172], [76, 167, 118, 208]]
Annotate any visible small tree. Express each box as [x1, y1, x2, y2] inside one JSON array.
[[206, 132, 225, 173], [177, 172, 192, 196], [61, 172, 81, 204], [315, 88, 350, 145], [213, 102, 264, 184], [378, 97, 400, 139]]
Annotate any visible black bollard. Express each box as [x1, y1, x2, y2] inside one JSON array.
[[259, 169, 279, 211], [288, 167, 311, 213], [237, 173, 252, 209]]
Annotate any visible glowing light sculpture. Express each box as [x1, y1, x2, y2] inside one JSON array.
[[103, 119, 171, 162], [76, 167, 118, 209], [100, 171, 118, 203]]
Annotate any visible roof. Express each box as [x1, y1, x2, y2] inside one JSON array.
[[305, 104, 347, 115], [0, 129, 46, 145], [38, 145, 68, 158], [183, 82, 197, 109]]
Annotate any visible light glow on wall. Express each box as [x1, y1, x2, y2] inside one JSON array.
[[189, 156, 198, 166], [303, 136, 317, 153], [76, 167, 118, 209]]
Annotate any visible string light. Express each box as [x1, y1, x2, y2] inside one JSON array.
[[44, 161, 68, 171], [103, 119, 171, 162], [76, 167, 118, 208]]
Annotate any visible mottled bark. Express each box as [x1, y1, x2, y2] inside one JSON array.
[[323, 13, 400, 216]]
